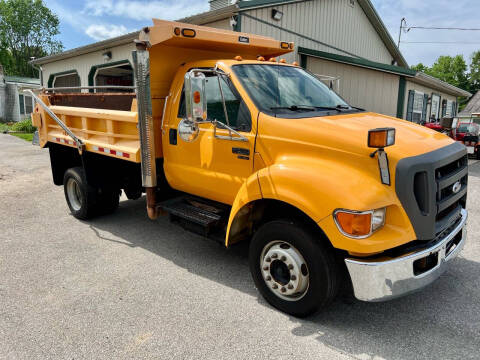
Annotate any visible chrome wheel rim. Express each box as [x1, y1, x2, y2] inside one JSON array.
[[260, 241, 309, 301], [66, 178, 82, 211]]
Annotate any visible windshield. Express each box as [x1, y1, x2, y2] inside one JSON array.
[[232, 64, 356, 117], [458, 124, 479, 134]]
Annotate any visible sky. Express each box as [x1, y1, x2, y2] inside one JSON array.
[[44, 0, 480, 67]]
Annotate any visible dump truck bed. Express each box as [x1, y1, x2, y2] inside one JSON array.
[[32, 93, 141, 162], [31, 19, 292, 164]]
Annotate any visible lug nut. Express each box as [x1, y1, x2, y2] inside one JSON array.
[[281, 287, 286, 293], [266, 257, 271, 262], [288, 264, 294, 270], [266, 276, 271, 281], [263, 266, 269, 271], [291, 275, 296, 281], [272, 283, 278, 289], [287, 284, 294, 289], [281, 256, 286, 261], [271, 253, 278, 259]]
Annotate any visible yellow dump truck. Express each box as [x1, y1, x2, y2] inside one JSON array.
[[30, 20, 468, 317]]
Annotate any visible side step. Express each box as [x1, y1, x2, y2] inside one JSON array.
[[159, 196, 230, 241]]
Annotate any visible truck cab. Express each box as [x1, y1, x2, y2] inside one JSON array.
[[31, 20, 468, 317]]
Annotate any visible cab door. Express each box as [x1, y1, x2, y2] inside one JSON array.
[[163, 69, 256, 205]]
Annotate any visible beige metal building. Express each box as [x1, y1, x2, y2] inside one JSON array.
[[32, 0, 471, 121]]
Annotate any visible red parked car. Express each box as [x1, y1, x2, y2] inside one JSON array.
[[455, 122, 480, 159]]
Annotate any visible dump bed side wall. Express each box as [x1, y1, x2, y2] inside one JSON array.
[[33, 94, 141, 163]]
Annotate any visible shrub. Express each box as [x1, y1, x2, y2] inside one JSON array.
[[0, 123, 9, 133], [10, 118, 36, 133]]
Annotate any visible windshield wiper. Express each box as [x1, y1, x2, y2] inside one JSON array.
[[270, 105, 316, 111], [270, 104, 364, 113], [336, 104, 365, 111]]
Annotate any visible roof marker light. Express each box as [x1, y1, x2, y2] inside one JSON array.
[[182, 28, 196, 38], [234, 55, 243, 61], [269, 57, 277, 62], [257, 56, 265, 61]]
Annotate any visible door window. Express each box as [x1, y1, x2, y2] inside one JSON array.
[[178, 73, 251, 132]]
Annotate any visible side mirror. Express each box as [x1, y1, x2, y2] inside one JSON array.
[[178, 70, 207, 142], [178, 71, 206, 142], [185, 70, 207, 122]]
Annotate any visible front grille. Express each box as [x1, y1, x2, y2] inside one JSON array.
[[433, 155, 467, 235], [396, 142, 467, 240]]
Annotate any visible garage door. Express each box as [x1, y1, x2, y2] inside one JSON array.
[[94, 64, 133, 93], [53, 73, 81, 92]]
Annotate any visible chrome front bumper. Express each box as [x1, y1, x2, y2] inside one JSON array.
[[345, 209, 467, 302]]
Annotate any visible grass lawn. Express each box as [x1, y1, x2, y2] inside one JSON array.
[[11, 133, 34, 142]]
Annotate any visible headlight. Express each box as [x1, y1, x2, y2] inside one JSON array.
[[334, 208, 386, 239]]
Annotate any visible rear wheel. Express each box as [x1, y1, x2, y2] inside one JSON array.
[[249, 220, 341, 317], [63, 167, 120, 219], [64, 167, 98, 220], [98, 188, 120, 215]]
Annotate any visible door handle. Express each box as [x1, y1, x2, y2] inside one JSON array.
[[232, 147, 250, 156]]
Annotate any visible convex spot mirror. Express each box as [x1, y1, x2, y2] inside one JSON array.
[[179, 70, 207, 142]]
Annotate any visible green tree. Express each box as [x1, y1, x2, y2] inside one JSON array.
[[469, 51, 480, 94], [410, 63, 429, 73], [427, 55, 469, 91], [0, 0, 62, 78]]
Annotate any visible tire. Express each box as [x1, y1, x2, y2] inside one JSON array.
[[249, 220, 340, 317], [63, 167, 99, 220], [98, 188, 120, 215]]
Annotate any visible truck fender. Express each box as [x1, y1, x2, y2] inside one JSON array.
[[226, 160, 409, 249]]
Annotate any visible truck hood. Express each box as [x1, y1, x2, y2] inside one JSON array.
[[273, 112, 455, 161]]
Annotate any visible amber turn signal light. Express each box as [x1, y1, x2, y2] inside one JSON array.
[[335, 211, 372, 237], [368, 128, 395, 148], [280, 41, 289, 49], [193, 91, 201, 104], [174, 27, 181, 36]]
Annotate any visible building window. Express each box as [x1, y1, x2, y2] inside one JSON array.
[[445, 100, 455, 117], [19, 94, 25, 115], [348, 0, 355, 7], [412, 91, 424, 123], [406, 90, 428, 123], [430, 94, 440, 121], [25, 95, 33, 114]]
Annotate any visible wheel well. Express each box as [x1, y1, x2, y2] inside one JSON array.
[[228, 199, 329, 247], [228, 198, 352, 296]]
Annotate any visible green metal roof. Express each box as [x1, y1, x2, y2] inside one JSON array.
[[5, 76, 40, 85], [298, 47, 416, 77]]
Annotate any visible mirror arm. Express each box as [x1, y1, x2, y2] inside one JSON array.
[[216, 73, 231, 133], [213, 120, 248, 142]]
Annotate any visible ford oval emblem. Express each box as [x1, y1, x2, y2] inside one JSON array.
[[452, 181, 462, 194]]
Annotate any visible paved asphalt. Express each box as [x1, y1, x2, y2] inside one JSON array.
[[1, 133, 479, 360]]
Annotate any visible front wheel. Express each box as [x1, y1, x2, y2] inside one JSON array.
[[249, 220, 341, 317]]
